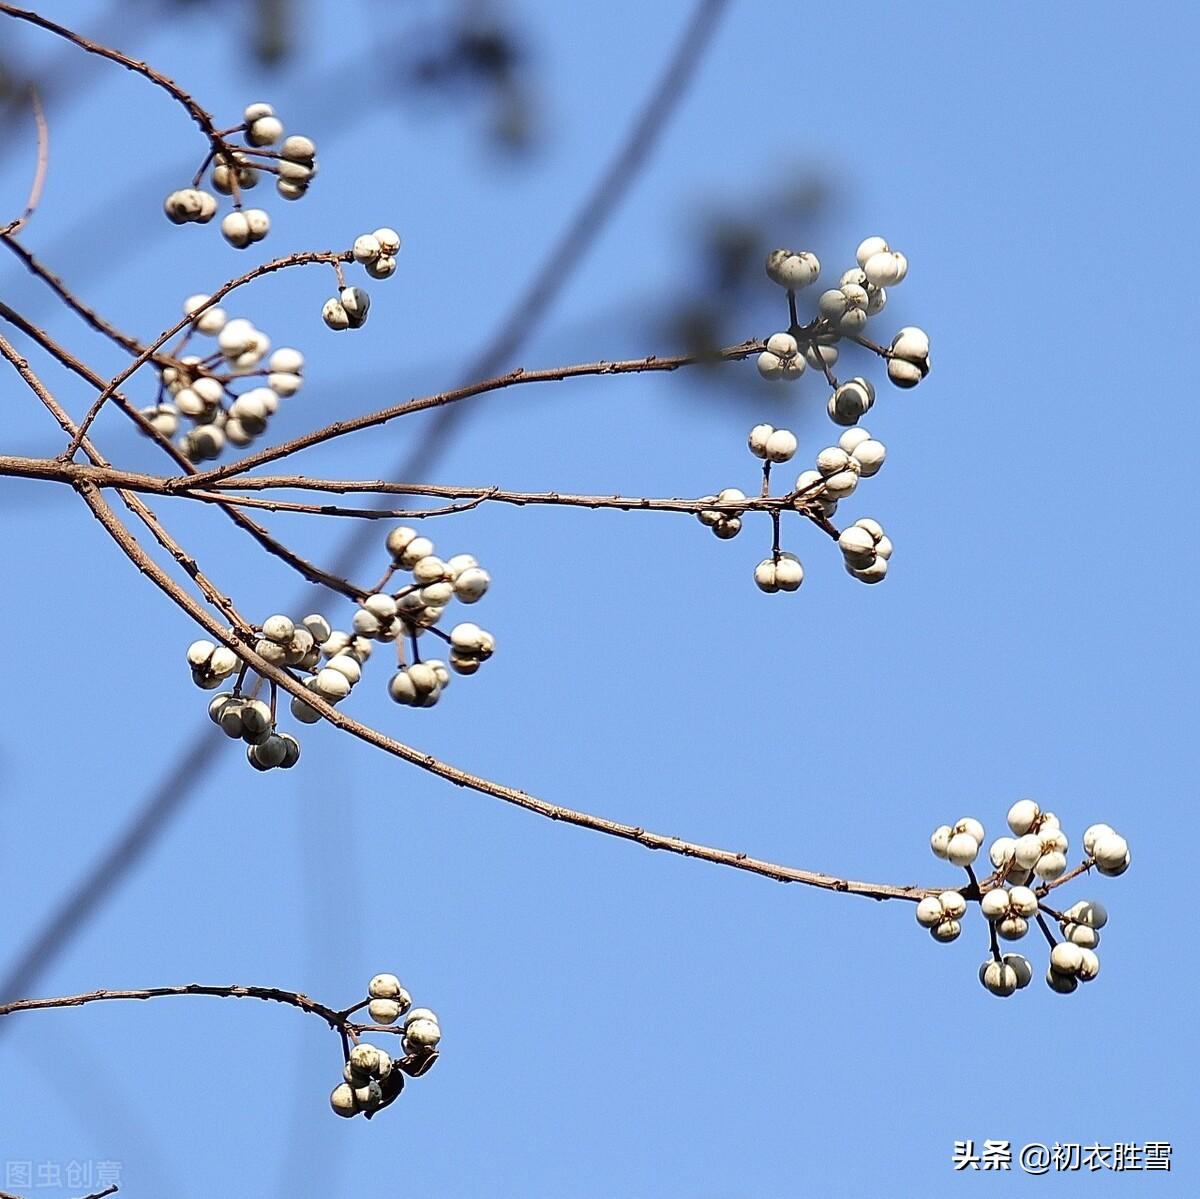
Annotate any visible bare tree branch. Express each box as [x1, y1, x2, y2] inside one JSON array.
[[0, 454, 839, 535], [1, 984, 397, 1039], [184, 341, 762, 486], [0, 1, 224, 150]]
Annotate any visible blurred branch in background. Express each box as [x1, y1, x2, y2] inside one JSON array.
[[0, 0, 732, 1013], [397, 0, 537, 152]]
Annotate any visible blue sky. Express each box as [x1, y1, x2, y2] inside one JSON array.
[[0, 1, 1196, 1195]]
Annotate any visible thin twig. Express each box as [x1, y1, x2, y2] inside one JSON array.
[[1, 233, 147, 355], [0, 85, 48, 237], [0, 2, 224, 150], [0, 984, 398, 1038], [183, 340, 763, 486], [0, 456, 829, 521]]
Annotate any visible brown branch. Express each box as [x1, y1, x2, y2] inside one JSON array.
[[73, 474, 929, 904], [0, 983, 400, 1039], [0, 1, 224, 150], [183, 340, 764, 487], [0, 332, 252, 634], [0, 85, 47, 237], [63, 248, 353, 458], [1, 233, 145, 355], [0, 455, 832, 525]]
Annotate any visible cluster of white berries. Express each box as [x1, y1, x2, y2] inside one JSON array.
[[141, 298, 304, 462], [207, 692, 301, 771], [758, 237, 930, 426], [289, 622, 374, 723], [695, 488, 747, 540], [329, 973, 441, 1120], [191, 615, 330, 769], [803, 428, 886, 505], [321, 228, 402, 331], [163, 103, 317, 245], [836, 518, 892, 584], [698, 417, 892, 591], [182, 528, 496, 769], [691, 237, 923, 594], [916, 799, 1130, 996]]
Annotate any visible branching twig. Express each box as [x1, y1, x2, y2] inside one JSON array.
[[182, 341, 764, 486], [0, 299, 366, 599], [0, 454, 836, 529], [0, 332, 252, 633]]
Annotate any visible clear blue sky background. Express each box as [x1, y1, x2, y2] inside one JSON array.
[[1, 1, 1196, 1195]]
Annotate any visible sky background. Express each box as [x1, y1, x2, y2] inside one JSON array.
[[0, 1, 1196, 1195]]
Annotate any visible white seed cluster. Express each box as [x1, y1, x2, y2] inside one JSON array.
[[207, 693, 301, 771], [275, 133, 319, 201], [696, 488, 747, 540], [163, 187, 217, 225], [837, 517, 892, 584], [193, 614, 336, 769], [756, 332, 806, 381], [977, 954, 1033, 997], [703, 238, 918, 596], [753, 553, 804, 593], [322, 286, 371, 331], [747, 423, 798, 464], [918, 799, 1131, 996], [323, 229, 401, 330], [182, 535, 495, 767], [979, 883, 1040, 941], [930, 816, 987, 867], [888, 326, 930, 389], [141, 300, 305, 462], [700, 414, 891, 590], [351, 227, 402, 280], [329, 973, 441, 1120], [164, 103, 317, 239], [758, 236, 930, 428], [827, 377, 876, 427], [914, 888, 969, 942], [1082, 822, 1131, 877], [1046, 939, 1102, 993], [186, 638, 238, 688]]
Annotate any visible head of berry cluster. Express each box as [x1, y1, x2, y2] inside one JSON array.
[[915, 799, 1131, 997]]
